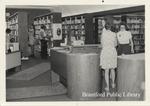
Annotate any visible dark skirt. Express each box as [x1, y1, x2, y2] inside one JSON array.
[[40, 39, 48, 59], [117, 44, 131, 55]]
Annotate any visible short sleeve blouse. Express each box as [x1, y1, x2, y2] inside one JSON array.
[[117, 31, 132, 44]]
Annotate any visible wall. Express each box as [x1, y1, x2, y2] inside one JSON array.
[[6, 5, 141, 17], [51, 5, 140, 17]]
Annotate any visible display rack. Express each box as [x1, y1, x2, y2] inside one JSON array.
[[33, 12, 62, 47]]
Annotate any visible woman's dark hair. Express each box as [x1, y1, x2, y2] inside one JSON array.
[[111, 25, 116, 32], [41, 24, 46, 30], [6, 28, 11, 34], [105, 23, 117, 32], [119, 22, 129, 30], [105, 23, 111, 30]]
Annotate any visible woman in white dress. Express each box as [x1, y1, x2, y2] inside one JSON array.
[[100, 23, 117, 92], [28, 25, 35, 57]]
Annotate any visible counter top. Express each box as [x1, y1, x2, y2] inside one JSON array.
[[51, 47, 100, 54], [51, 48, 99, 54], [51, 47, 70, 53], [72, 44, 101, 47], [118, 53, 145, 60], [61, 44, 101, 48], [6, 51, 20, 55], [51, 44, 101, 54], [51, 47, 66, 50]]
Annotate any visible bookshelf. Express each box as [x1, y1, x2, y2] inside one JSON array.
[[126, 15, 145, 53], [62, 13, 96, 45], [62, 15, 86, 45], [6, 13, 19, 53], [113, 14, 145, 53], [6, 12, 28, 55], [6, 12, 27, 70], [33, 12, 62, 47]]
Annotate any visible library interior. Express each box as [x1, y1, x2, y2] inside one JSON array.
[[6, 5, 145, 101]]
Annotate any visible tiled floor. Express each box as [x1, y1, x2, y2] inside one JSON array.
[[6, 53, 117, 101]]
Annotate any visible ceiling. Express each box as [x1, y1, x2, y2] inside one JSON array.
[[6, 5, 141, 17]]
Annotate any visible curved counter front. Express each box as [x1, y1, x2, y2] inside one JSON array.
[[67, 53, 101, 100], [117, 53, 145, 101], [50, 45, 101, 100]]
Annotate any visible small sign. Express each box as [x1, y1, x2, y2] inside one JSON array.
[[52, 24, 62, 40]]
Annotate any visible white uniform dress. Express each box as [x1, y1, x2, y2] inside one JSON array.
[[100, 30, 117, 69]]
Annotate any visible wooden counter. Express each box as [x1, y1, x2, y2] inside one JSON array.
[[117, 53, 145, 101]]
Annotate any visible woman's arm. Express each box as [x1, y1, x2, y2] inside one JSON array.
[[129, 36, 134, 53], [115, 32, 120, 50], [114, 33, 118, 47], [101, 33, 103, 48]]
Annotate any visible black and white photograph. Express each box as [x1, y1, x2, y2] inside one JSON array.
[[5, 5, 145, 101]]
